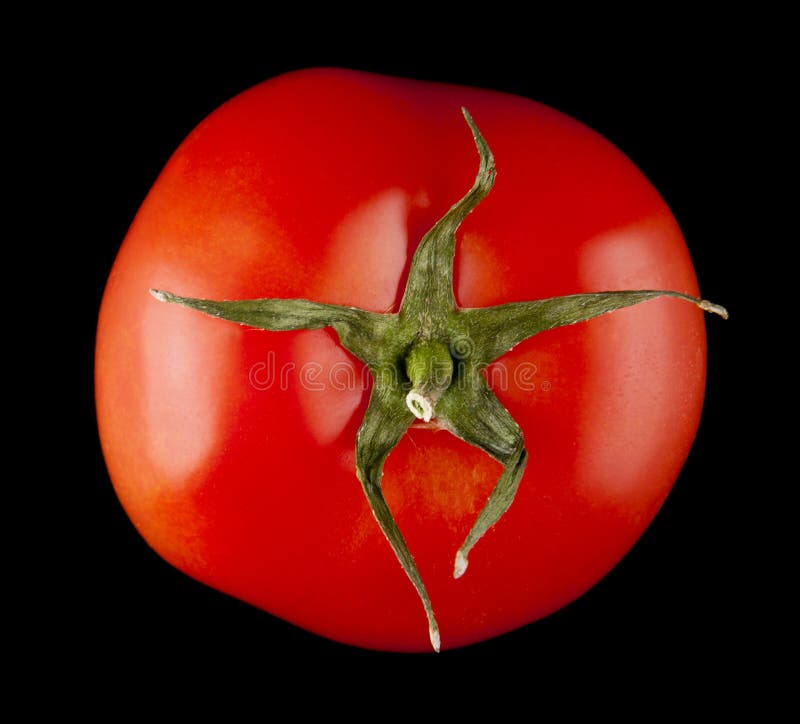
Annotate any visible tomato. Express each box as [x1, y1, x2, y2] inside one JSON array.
[[95, 67, 717, 652]]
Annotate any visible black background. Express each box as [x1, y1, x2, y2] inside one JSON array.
[[43, 21, 763, 702]]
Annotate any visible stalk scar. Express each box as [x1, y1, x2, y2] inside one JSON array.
[[406, 391, 434, 422]]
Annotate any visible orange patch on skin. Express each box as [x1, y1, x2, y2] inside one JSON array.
[[382, 430, 502, 532]]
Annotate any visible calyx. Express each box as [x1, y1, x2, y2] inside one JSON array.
[[151, 109, 727, 652]]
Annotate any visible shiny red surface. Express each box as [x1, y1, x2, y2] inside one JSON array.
[[96, 68, 706, 651]]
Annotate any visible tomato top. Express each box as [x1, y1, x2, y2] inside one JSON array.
[[96, 68, 716, 652]]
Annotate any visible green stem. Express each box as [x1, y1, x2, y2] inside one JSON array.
[[404, 340, 454, 421]]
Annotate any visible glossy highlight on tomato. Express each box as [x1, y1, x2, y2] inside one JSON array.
[[96, 67, 714, 652]]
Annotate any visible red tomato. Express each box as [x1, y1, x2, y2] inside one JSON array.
[[96, 67, 709, 652]]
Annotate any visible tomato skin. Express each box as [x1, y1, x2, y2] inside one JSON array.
[[95, 67, 706, 652]]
